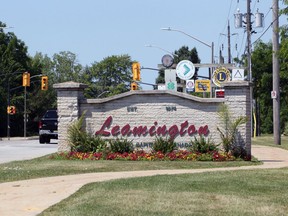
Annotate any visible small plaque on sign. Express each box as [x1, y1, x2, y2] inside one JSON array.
[[271, 91, 277, 99], [215, 89, 225, 98], [162, 54, 174, 68]]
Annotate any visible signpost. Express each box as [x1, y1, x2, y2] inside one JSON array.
[[176, 60, 195, 80], [186, 80, 195, 92], [232, 69, 245, 81], [212, 67, 231, 87], [195, 80, 211, 93]]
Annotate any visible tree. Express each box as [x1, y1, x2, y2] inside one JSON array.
[[26, 53, 57, 134], [251, 41, 273, 134], [52, 51, 83, 83], [85, 55, 132, 98], [0, 21, 31, 137], [251, 37, 288, 134]]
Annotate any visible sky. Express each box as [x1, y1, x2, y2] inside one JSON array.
[[1, 0, 286, 90]]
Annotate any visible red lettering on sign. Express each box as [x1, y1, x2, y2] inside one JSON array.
[[111, 125, 120, 136], [132, 126, 148, 137], [95, 116, 209, 139], [187, 125, 197, 135], [198, 125, 209, 136], [121, 124, 131, 136], [95, 116, 112, 136], [179, 121, 188, 136], [149, 122, 157, 136], [157, 125, 167, 136], [168, 125, 179, 139]]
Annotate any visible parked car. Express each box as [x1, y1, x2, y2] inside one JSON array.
[[39, 109, 58, 144]]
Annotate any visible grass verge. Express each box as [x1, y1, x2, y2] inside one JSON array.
[[1, 134, 287, 183], [252, 135, 288, 150], [0, 157, 260, 183], [40, 168, 288, 216]]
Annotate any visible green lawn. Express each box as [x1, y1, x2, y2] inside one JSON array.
[[1, 134, 288, 215], [40, 168, 288, 216], [2, 134, 288, 183], [252, 134, 288, 150], [0, 158, 260, 183]]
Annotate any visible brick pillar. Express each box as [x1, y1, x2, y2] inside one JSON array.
[[53, 82, 87, 152], [223, 81, 252, 158]]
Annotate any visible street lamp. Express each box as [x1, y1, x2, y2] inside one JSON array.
[[161, 27, 214, 65], [161, 27, 214, 97], [145, 44, 179, 57]]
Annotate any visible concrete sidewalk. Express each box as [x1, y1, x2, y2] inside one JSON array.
[[0, 145, 288, 216]]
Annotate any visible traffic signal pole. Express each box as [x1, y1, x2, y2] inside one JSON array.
[[7, 81, 10, 140], [24, 74, 43, 137], [24, 85, 27, 137]]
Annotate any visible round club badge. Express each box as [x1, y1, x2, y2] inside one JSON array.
[[161, 54, 174, 68], [212, 67, 231, 87], [176, 60, 195, 80]]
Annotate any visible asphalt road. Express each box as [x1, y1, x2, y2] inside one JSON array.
[[0, 138, 58, 164]]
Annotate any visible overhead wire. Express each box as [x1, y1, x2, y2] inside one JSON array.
[[217, 0, 238, 63]]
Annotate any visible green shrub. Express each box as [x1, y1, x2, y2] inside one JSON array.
[[67, 111, 107, 153], [189, 135, 218, 153], [196, 153, 213, 161], [284, 122, 288, 136], [109, 138, 134, 153], [217, 104, 247, 154], [152, 136, 177, 154]]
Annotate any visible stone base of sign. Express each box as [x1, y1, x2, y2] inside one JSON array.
[[54, 81, 251, 157]]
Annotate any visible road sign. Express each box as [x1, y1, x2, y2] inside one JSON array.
[[215, 89, 225, 98], [271, 91, 277, 99], [212, 67, 231, 87], [195, 80, 211, 92], [176, 60, 195, 80], [162, 54, 174, 68], [166, 81, 177, 91], [232, 69, 244, 81], [165, 69, 176, 83], [186, 80, 195, 92]]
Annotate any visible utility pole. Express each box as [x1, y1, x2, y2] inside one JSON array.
[[246, 0, 252, 82], [272, 0, 281, 145], [246, 0, 253, 137], [228, 20, 232, 64]]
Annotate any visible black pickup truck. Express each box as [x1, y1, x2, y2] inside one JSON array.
[[39, 109, 58, 144]]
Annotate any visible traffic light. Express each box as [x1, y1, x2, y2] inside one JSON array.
[[22, 72, 30, 87], [7, 106, 16, 115], [131, 82, 138, 90], [41, 76, 48, 90], [132, 62, 140, 81]]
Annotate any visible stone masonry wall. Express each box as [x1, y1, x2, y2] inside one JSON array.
[[53, 82, 87, 152], [54, 81, 251, 157]]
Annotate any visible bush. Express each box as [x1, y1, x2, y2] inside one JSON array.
[[109, 138, 134, 154], [152, 136, 177, 154], [189, 135, 219, 153], [284, 122, 288, 136], [67, 111, 107, 153], [217, 104, 247, 154]]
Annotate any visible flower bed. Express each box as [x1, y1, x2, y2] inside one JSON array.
[[50, 150, 236, 161]]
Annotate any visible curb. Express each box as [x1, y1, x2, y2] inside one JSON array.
[[0, 136, 38, 141]]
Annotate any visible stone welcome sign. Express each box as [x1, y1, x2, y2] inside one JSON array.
[[53, 81, 251, 157]]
